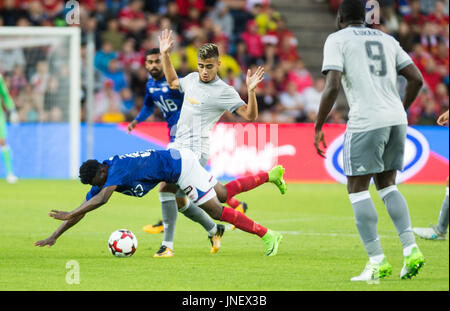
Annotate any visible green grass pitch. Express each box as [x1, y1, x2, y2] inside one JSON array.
[[0, 180, 448, 291]]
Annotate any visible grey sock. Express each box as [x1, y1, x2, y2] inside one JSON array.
[[160, 192, 178, 249], [179, 200, 216, 236], [349, 191, 384, 257], [378, 186, 416, 249], [436, 190, 449, 235]]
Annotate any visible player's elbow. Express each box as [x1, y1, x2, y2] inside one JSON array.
[[167, 79, 179, 90], [168, 82, 178, 89], [244, 112, 258, 121]]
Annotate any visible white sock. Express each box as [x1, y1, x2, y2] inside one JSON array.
[[162, 241, 174, 250], [369, 254, 385, 264], [403, 243, 418, 256]]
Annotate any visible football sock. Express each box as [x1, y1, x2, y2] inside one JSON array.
[[369, 254, 385, 264], [179, 200, 217, 236], [160, 192, 178, 249], [225, 172, 268, 202], [220, 206, 267, 237], [0, 144, 13, 175], [378, 185, 416, 249], [403, 243, 418, 257], [436, 187, 449, 235], [349, 191, 384, 257], [226, 197, 241, 209]]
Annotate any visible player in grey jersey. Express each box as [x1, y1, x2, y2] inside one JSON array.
[[314, 0, 425, 282], [149, 29, 276, 257]]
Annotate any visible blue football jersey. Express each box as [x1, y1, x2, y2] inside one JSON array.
[[85, 149, 182, 201], [135, 76, 184, 142]]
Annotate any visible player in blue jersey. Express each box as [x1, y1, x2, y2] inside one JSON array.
[[127, 48, 183, 143], [127, 48, 184, 237], [34, 149, 285, 257], [127, 48, 249, 257]]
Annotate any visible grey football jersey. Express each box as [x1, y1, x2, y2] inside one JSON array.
[[322, 26, 412, 133], [172, 72, 245, 158]]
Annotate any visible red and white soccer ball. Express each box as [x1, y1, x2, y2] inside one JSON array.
[[108, 229, 138, 257]]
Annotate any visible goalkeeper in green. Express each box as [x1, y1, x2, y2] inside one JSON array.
[[0, 73, 18, 183]]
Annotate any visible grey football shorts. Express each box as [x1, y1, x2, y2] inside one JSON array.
[[343, 125, 407, 176]]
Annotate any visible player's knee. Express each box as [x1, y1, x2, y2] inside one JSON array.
[[176, 196, 187, 209], [374, 171, 396, 190], [214, 184, 228, 203]]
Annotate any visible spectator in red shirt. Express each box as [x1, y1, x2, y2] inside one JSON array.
[[403, 0, 428, 34], [118, 38, 144, 73], [286, 59, 314, 94], [422, 57, 443, 92], [241, 19, 264, 62], [434, 41, 449, 69], [118, 0, 146, 35], [278, 35, 299, 63], [427, 0, 449, 27], [176, 0, 205, 17], [267, 15, 294, 51], [41, 0, 63, 19]]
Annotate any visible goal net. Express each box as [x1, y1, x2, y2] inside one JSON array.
[[0, 27, 80, 179]]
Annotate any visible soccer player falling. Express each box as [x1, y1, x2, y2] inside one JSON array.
[[34, 148, 285, 256], [314, 0, 425, 281], [132, 29, 281, 257], [126, 48, 250, 257]]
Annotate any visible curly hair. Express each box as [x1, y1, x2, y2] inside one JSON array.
[[79, 160, 101, 185]]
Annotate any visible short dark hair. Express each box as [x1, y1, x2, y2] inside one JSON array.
[[79, 160, 101, 185], [198, 43, 219, 60], [146, 48, 160, 56], [338, 0, 365, 23]]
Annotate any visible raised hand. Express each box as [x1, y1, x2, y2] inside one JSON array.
[[246, 66, 264, 92], [158, 29, 174, 54]]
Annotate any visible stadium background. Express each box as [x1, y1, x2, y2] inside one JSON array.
[[0, 0, 448, 182]]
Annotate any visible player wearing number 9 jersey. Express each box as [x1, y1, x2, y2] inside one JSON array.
[[321, 18, 412, 133], [314, 0, 425, 282]]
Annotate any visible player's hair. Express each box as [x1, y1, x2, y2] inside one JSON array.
[[79, 160, 101, 185], [197, 43, 219, 60], [146, 48, 160, 56], [338, 0, 365, 23]]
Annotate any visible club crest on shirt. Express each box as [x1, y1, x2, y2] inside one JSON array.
[[187, 97, 201, 106]]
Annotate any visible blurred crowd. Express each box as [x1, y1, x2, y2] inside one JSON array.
[[0, 0, 448, 126], [330, 0, 449, 125]]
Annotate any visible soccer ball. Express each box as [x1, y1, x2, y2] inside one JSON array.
[[108, 229, 138, 257]]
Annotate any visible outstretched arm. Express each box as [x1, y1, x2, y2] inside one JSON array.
[[159, 29, 179, 90], [34, 185, 117, 247]]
